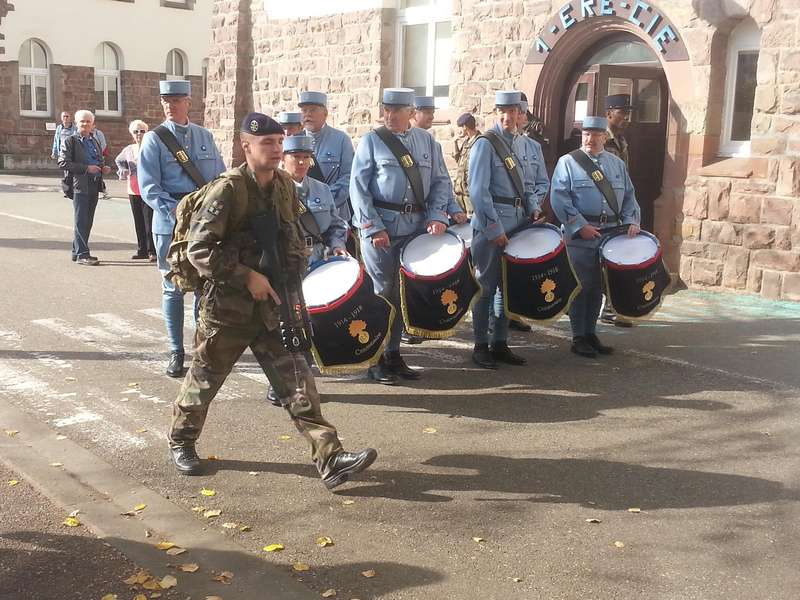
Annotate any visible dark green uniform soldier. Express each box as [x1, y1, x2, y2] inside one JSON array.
[[168, 112, 377, 490]]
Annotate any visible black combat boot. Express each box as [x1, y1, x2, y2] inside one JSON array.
[[490, 342, 527, 365], [170, 445, 202, 475], [367, 356, 398, 385], [384, 351, 421, 380], [321, 448, 378, 490], [586, 333, 614, 355], [401, 331, 424, 345], [166, 351, 185, 378], [471, 343, 497, 369], [265, 385, 282, 407], [570, 336, 598, 358]]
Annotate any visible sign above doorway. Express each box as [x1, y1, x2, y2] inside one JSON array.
[[527, 0, 689, 64]]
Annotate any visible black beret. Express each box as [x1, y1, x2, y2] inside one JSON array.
[[240, 112, 284, 136]]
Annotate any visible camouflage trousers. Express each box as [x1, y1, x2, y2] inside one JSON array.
[[168, 316, 343, 472]]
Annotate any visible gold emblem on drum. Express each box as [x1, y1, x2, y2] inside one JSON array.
[[643, 280, 656, 301], [541, 278, 557, 303], [440, 289, 459, 315], [349, 320, 370, 344]]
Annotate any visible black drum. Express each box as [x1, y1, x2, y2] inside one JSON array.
[[502, 223, 581, 322], [302, 256, 394, 373], [600, 230, 671, 319], [399, 230, 479, 338]]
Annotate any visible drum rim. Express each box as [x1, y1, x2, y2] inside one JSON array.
[[503, 223, 565, 263], [600, 230, 662, 269], [400, 230, 467, 280], [304, 257, 366, 312]]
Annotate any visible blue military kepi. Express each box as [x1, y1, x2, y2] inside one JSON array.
[[283, 135, 314, 153], [495, 90, 522, 107], [456, 112, 475, 127], [240, 112, 284, 135], [582, 116, 609, 131], [414, 95, 435, 109], [160, 80, 191, 97], [298, 91, 327, 107], [606, 94, 635, 110], [278, 111, 302, 124], [382, 88, 415, 107]]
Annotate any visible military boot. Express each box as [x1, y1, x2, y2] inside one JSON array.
[[490, 342, 527, 365], [384, 351, 421, 380], [472, 343, 497, 369], [170, 445, 202, 475], [367, 356, 398, 385], [321, 448, 378, 490], [586, 333, 614, 355]]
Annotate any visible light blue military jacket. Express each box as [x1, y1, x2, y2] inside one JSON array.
[[550, 149, 640, 249], [349, 126, 450, 239], [522, 136, 550, 205], [138, 120, 225, 235], [296, 175, 349, 264], [306, 124, 355, 221], [467, 123, 542, 240]]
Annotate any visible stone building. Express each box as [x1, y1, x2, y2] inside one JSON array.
[[0, 0, 212, 170]]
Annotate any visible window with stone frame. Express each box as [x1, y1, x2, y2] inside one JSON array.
[[95, 42, 122, 116], [719, 20, 760, 157], [19, 39, 51, 117], [396, 0, 452, 107], [166, 49, 187, 80]]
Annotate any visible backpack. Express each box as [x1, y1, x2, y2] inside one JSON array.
[[166, 168, 249, 292]]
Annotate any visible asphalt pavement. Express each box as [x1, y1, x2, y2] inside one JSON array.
[[1, 173, 799, 600]]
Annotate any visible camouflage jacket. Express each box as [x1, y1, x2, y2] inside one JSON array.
[[187, 163, 308, 331], [453, 132, 480, 213], [604, 130, 630, 167]]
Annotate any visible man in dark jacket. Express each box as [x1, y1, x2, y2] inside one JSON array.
[[58, 110, 110, 265]]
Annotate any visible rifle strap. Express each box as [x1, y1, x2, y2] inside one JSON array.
[[373, 126, 425, 210], [297, 203, 325, 245], [153, 125, 206, 190], [480, 131, 525, 202], [568, 149, 622, 222], [308, 154, 325, 183]]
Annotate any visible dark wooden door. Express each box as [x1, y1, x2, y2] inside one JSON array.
[[595, 65, 668, 232]]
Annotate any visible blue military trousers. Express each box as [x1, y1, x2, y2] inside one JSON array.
[[471, 230, 509, 345], [154, 233, 199, 354], [566, 244, 603, 338], [360, 235, 408, 353], [71, 180, 100, 259]]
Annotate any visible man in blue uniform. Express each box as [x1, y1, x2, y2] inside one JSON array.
[[350, 88, 451, 384], [550, 116, 641, 358], [138, 80, 226, 377], [299, 91, 355, 222], [278, 111, 304, 136], [282, 135, 349, 264], [468, 90, 546, 370]]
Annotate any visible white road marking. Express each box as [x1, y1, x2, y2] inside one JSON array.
[[53, 411, 103, 427], [0, 210, 131, 241], [88, 313, 164, 343]]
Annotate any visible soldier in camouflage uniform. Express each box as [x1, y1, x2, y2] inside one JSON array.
[[168, 113, 377, 490]]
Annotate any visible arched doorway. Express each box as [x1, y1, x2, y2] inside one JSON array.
[[561, 34, 667, 232]]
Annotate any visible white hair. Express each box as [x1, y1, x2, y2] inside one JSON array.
[[128, 119, 148, 133], [74, 109, 95, 123]]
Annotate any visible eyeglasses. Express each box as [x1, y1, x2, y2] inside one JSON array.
[[132, 130, 147, 134]]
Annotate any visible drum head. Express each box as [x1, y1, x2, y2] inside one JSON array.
[[602, 234, 659, 266], [504, 226, 562, 260], [401, 232, 464, 277], [302, 258, 361, 307], [448, 223, 473, 249]]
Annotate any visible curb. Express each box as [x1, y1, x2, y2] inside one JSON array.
[[0, 402, 316, 600]]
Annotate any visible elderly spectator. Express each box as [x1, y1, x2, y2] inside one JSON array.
[[52, 111, 77, 198], [58, 110, 110, 266], [116, 120, 156, 261]]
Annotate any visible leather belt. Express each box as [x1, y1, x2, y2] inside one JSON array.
[[582, 213, 620, 226], [373, 199, 424, 213], [492, 196, 523, 208]]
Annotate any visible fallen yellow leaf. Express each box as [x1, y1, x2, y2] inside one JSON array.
[[205, 597, 224, 600], [342, 500, 355, 506], [124, 570, 150, 585], [166, 547, 187, 556], [361, 569, 377, 578], [221, 522, 238, 529], [292, 563, 310, 572], [212, 571, 234, 584], [263, 543, 284, 552], [472, 537, 485, 543], [322, 589, 337, 598], [50, 462, 63, 467], [614, 541, 625, 548], [100, 595, 117, 600], [422, 427, 437, 434], [135, 428, 148, 433], [4, 430, 19, 437], [8, 480, 19, 486], [191, 506, 205, 512], [207, 454, 220, 460], [133, 503, 147, 511], [178, 563, 199, 573], [159, 575, 178, 589], [628, 507, 642, 513], [156, 541, 176, 550], [200, 488, 216, 497], [133, 594, 147, 600], [142, 578, 161, 591], [278, 435, 292, 441], [204, 509, 222, 518], [316, 536, 334, 547], [239, 525, 252, 532], [63, 516, 80, 527]]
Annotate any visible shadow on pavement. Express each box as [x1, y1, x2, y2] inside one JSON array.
[[0, 238, 134, 252], [212, 454, 798, 507], [0, 531, 443, 599]]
